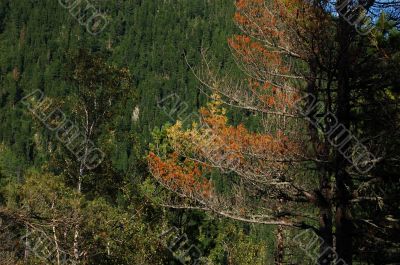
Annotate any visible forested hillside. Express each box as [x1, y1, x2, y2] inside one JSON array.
[[0, 0, 236, 168], [0, 1, 278, 264], [0, 0, 399, 264]]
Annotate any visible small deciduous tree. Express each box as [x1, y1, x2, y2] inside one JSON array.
[[55, 49, 134, 263]]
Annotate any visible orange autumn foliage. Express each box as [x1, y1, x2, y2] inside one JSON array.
[[148, 94, 303, 184], [147, 0, 312, 223], [199, 104, 300, 159], [228, 0, 309, 114], [228, 35, 286, 73], [148, 152, 212, 198]]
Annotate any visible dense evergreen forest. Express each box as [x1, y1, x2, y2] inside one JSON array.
[[0, 0, 399, 264]]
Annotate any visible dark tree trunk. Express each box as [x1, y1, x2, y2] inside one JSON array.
[[318, 170, 333, 265], [305, 59, 334, 265], [335, 5, 354, 263]]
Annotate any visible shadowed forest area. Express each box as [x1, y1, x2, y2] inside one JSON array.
[[0, 0, 399, 264]]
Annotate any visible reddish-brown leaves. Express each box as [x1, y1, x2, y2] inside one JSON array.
[[148, 152, 212, 198]]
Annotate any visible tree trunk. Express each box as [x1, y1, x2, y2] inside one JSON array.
[[335, 4, 353, 263], [52, 202, 61, 265], [73, 164, 84, 262], [318, 171, 333, 265], [24, 225, 29, 262], [305, 59, 334, 265], [275, 225, 284, 265]]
